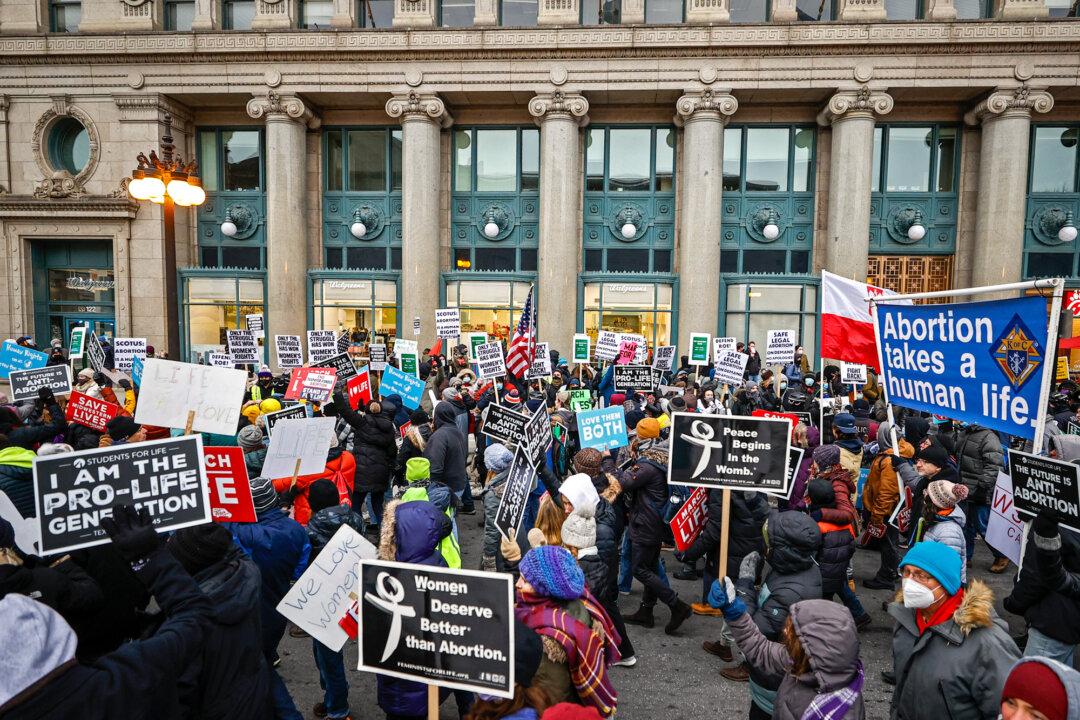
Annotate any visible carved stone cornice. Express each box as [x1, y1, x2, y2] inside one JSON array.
[[114, 94, 193, 130], [816, 86, 894, 126], [385, 92, 453, 128], [674, 90, 738, 126], [0, 194, 139, 218], [964, 84, 1054, 125], [246, 91, 318, 128], [528, 91, 590, 127]]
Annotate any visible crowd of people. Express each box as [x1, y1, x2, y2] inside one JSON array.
[[0, 333, 1079, 720]]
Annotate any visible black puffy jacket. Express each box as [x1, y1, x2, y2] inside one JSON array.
[[335, 394, 398, 494], [0, 452, 35, 519], [1, 402, 66, 450], [602, 443, 669, 546], [424, 404, 468, 495], [814, 517, 856, 595], [593, 499, 620, 602], [1004, 525, 1080, 645], [955, 424, 1004, 505], [578, 551, 610, 602], [683, 490, 769, 577], [394, 424, 431, 487]]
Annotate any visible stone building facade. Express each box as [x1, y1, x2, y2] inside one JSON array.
[[2, 0, 1079, 366]]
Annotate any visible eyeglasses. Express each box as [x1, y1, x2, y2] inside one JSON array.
[[900, 567, 934, 584]]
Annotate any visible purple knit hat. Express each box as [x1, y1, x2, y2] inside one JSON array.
[[812, 444, 842, 470], [519, 545, 585, 601]]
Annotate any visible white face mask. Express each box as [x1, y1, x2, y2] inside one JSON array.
[[902, 578, 938, 609]]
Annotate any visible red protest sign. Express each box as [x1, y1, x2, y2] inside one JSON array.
[[346, 367, 371, 410], [64, 390, 120, 432], [285, 367, 337, 403], [399, 420, 412, 439], [615, 340, 637, 366], [670, 486, 709, 552], [204, 446, 256, 523], [752, 408, 800, 438]]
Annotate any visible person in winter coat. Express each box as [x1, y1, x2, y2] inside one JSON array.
[[780, 424, 818, 512], [333, 394, 398, 529], [708, 585, 865, 720], [237, 425, 267, 478], [166, 523, 271, 720], [398, 457, 461, 566], [481, 443, 518, 572], [954, 422, 1008, 572], [0, 388, 66, 451], [463, 622, 552, 720], [0, 504, 212, 720], [561, 510, 607, 605], [1034, 510, 1080, 602], [745, 342, 762, 381], [998, 657, 1080, 720], [831, 413, 864, 486], [275, 436, 356, 526], [862, 421, 914, 588], [806, 478, 868, 629], [808, 444, 859, 528], [73, 367, 102, 399], [394, 409, 431, 487], [915, 480, 968, 584], [889, 541, 1019, 720], [0, 440, 35, 519], [425, 401, 469, 505]]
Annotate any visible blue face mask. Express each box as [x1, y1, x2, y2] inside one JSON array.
[[805, 378, 815, 387]]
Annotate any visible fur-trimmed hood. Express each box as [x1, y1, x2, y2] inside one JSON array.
[[890, 579, 996, 637], [378, 499, 451, 566]]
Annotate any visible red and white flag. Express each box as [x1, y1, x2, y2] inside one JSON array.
[[505, 286, 536, 378], [821, 270, 909, 370]]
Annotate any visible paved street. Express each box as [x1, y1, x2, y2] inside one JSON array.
[[277, 499, 1022, 719]]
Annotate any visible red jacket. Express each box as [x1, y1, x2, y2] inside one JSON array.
[[274, 448, 356, 525]]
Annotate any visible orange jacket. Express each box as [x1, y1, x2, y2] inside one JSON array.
[[863, 439, 915, 525], [274, 449, 356, 526]]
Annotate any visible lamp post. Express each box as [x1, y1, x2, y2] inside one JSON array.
[[127, 113, 206, 357]]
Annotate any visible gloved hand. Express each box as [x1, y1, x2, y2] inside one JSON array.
[[481, 554, 497, 572], [500, 535, 521, 564], [117, 379, 132, 390], [280, 486, 300, 507], [37, 387, 55, 403], [93, 372, 108, 387], [100, 505, 159, 566], [738, 551, 761, 582], [707, 577, 747, 620], [1034, 509, 1059, 539]]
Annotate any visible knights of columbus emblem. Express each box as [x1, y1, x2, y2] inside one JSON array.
[[990, 315, 1043, 390]]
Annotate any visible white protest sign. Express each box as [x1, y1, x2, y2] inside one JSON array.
[[134, 359, 247, 435], [0, 492, 37, 554], [277, 524, 377, 651], [435, 308, 462, 340], [476, 342, 507, 380], [841, 362, 868, 385], [307, 330, 337, 364], [368, 344, 387, 372], [527, 342, 551, 380], [653, 345, 676, 372], [227, 330, 260, 364], [595, 331, 619, 362], [986, 471, 1024, 567], [112, 337, 147, 372], [713, 349, 749, 386], [246, 313, 265, 339], [394, 338, 418, 358], [261, 416, 337, 480], [275, 335, 303, 369], [208, 352, 233, 368], [713, 336, 736, 358], [765, 329, 796, 366], [618, 333, 648, 364]]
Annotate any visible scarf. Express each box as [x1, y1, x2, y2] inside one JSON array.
[[515, 588, 621, 717], [800, 661, 864, 720], [916, 588, 965, 635]]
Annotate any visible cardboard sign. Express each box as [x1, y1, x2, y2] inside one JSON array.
[[262, 416, 336, 480], [0, 341, 48, 380], [208, 352, 233, 368], [689, 333, 711, 366], [467, 333, 488, 361], [481, 403, 530, 445], [841, 362, 867, 385], [521, 404, 553, 467], [204, 446, 256, 523], [668, 413, 792, 493], [714, 336, 737, 354], [1008, 449, 1080, 532], [595, 331, 619, 362], [358, 560, 515, 698], [312, 352, 358, 388], [275, 335, 304, 369], [615, 340, 637, 366], [68, 326, 88, 360], [131, 356, 144, 387], [262, 404, 308, 438], [246, 313, 265, 339], [227, 330, 260, 364], [435, 308, 462, 339], [368, 344, 387, 372], [307, 330, 337, 364], [8, 365, 72, 402], [1069, 421, 1080, 436], [1057, 356, 1070, 382], [572, 334, 591, 364], [494, 445, 536, 540], [113, 337, 147, 372], [765, 329, 796, 366], [65, 390, 121, 432], [285, 367, 338, 403], [612, 364, 655, 393], [569, 389, 592, 412], [347, 368, 372, 410], [86, 333, 107, 373], [475, 342, 507, 380], [278, 524, 378, 651], [986, 470, 1025, 566], [380, 365, 425, 410], [134, 359, 247, 436], [670, 486, 709, 552], [33, 435, 212, 555], [713, 349, 749, 386], [527, 342, 552, 380], [577, 406, 629, 451], [652, 345, 676, 372]]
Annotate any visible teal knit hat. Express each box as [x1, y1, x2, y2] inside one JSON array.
[[519, 545, 585, 601], [901, 541, 962, 595]]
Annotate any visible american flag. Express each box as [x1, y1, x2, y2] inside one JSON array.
[[506, 286, 536, 378]]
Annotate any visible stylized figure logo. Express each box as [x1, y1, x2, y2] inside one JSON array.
[[990, 315, 1042, 390], [365, 571, 416, 662], [679, 419, 726, 479]]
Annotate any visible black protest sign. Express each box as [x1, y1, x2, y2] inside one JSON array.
[[33, 435, 211, 555], [522, 404, 553, 467], [9, 364, 72, 401], [764, 447, 806, 500], [313, 352, 359, 389], [495, 445, 536, 540], [263, 404, 308, 438], [358, 559, 515, 698], [1009, 449, 1080, 532], [481, 403, 529, 445], [667, 412, 792, 492], [613, 364, 656, 393]]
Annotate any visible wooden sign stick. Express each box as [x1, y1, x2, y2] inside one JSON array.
[[717, 489, 732, 580], [183, 410, 195, 436], [288, 457, 302, 491], [427, 685, 439, 720]]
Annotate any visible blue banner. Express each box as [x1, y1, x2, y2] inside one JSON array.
[[0, 341, 48, 380], [576, 406, 629, 451], [131, 356, 144, 387], [379, 364, 424, 410], [875, 295, 1049, 440]]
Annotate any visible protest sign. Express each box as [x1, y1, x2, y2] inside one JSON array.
[[393, 338, 417, 357], [262, 404, 308, 438], [481, 403, 530, 445], [569, 389, 592, 412], [494, 445, 536, 540], [615, 340, 637, 366], [307, 330, 337, 363], [262, 417, 336, 480], [275, 335, 304, 369], [368, 343, 387, 372], [208, 352, 233, 368], [246, 313, 265, 339], [0, 492, 37, 554], [358, 560, 515, 698], [765, 330, 796, 366], [285, 367, 338, 403], [336, 330, 351, 354], [68, 325, 87, 360], [619, 333, 648, 364], [312, 352, 358, 388], [65, 390, 121, 431], [347, 367, 372, 410], [987, 471, 1025, 566], [875, 295, 1049, 440], [131, 356, 144, 387], [714, 336, 737, 354], [1058, 356, 1070, 382], [521, 404, 553, 467], [668, 413, 792, 492], [467, 333, 488, 361], [595, 331, 619, 362], [841, 362, 868, 385], [435, 308, 462, 339], [670, 486, 708, 552], [713, 349, 749, 386], [399, 352, 418, 377], [572, 334, 591, 363], [689, 333, 711, 366], [1008, 449, 1080, 531], [113, 337, 147, 372], [0, 341, 48, 379], [86, 333, 106, 373], [227, 330, 260, 365], [134, 359, 247, 436], [752, 408, 800, 431], [8, 364, 72, 402], [577, 406, 629, 451], [613, 364, 656, 393], [278, 524, 377, 651], [204, 446, 256, 523], [653, 345, 676, 372], [764, 446, 807, 500], [380, 364, 424, 410], [33, 435, 211, 555], [527, 342, 552, 380], [475, 342, 507, 380]]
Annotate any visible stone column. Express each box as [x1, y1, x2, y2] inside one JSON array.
[[964, 85, 1053, 289], [191, 0, 218, 29], [817, 87, 893, 282], [0, 96, 10, 196], [246, 92, 317, 362], [386, 92, 452, 352], [674, 89, 736, 354], [528, 91, 589, 353]]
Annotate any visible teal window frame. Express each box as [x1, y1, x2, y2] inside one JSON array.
[[222, 0, 256, 29], [196, 127, 267, 270], [718, 274, 821, 360], [164, 0, 196, 29], [577, 274, 679, 351], [49, 0, 81, 32], [307, 270, 402, 340], [869, 123, 961, 256], [1024, 124, 1080, 279], [47, 117, 91, 176], [322, 127, 403, 272], [178, 268, 268, 365]]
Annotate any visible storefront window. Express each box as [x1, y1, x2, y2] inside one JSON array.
[[311, 278, 398, 343], [723, 282, 817, 358], [445, 281, 532, 343], [32, 241, 116, 347], [1031, 127, 1078, 194], [582, 282, 673, 350], [183, 276, 265, 363]]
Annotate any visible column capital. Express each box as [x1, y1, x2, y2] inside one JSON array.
[[528, 91, 590, 127], [674, 90, 738, 126], [246, 92, 319, 129], [964, 84, 1054, 126], [816, 87, 894, 127], [385, 92, 453, 128]]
